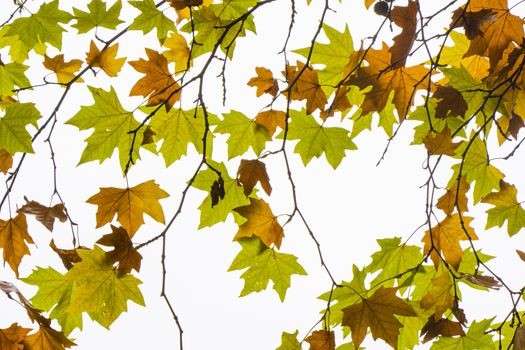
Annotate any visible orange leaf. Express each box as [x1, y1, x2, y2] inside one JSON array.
[[96, 225, 143, 274], [129, 48, 180, 110], [321, 86, 351, 121], [0, 323, 30, 350], [305, 330, 335, 350], [43, 54, 83, 85], [421, 214, 478, 269], [49, 240, 81, 270], [23, 325, 75, 350], [0, 214, 34, 277], [285, 61, 328, 114], [436, 176, 470, 215], [234, 198, 284, 248], [255, 109, 286, 135], [86, 41, 126, 77], [87, 180, 169, 237], [248, 67, 278, 97], [0, 149, 13, 174], [17, 197, 67, 231], [390, 0, 419, 68], [237, 159, 272, 196], [342, 287, 417, 349], [423, 127, 462, 156]]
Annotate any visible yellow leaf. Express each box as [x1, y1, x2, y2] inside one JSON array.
[[86, 41, 126, 77], [436, 176, 470, 215], [0, 149, 13, 174], [87, 180, 169, 237], [234, 198, 284, 248], [255, 109, 286, 135], [163, 31, 191, 72], [248, 67, 278, 97], [237, 159, 272, 196], [0, 214, 33, 277], [43, 54, 83, 85], [421, 214, 478, 269]]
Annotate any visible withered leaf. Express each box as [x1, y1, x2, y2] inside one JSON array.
[[515, 326, 525, 350], [423, 127, 462, 156], [255, 110, 286, 135], [460, 273, 501, 290], [23, 325, 75, 350], [169, 0, 203, 10], [516, 249, 525, 262], [390, 0, 419, 68], [421, 317, 465, 343], [210, 176, 225, 207], [436, 176, 470, 215], [0, 214, 34, 277], [451, 9, 497, 40], [237, 159, 272, 196], [305, 330, 335, 350], [96, 225, 142, 274], [49, 240, 81, 270], [433, 85, 468, 119], [248, 67, 279, 97], [321, 86, 351, 121], [284, 62, 328, 114], [0, 149, 13, 174], [17, 197, 67, 231], [0, 323, 30, 350]]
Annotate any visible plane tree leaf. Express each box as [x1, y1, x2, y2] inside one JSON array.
[[481, 181, 525, 236], [23, 325, 75, 350], [0, 61, 30, 96], [305, 330, 336, 350], [129, 0, 175, 41], [0, 323, 30, 350], [236, 159, 272, 196], [276, 330, 301, 350], [0, 102, 40, 154], [96, 225, 143, 274], [17, 198, 67, 231], [0, 214, 33, 277], [72, 0, 124, 33], [86, 41, 126, 77], [234, 198, 283, 248]]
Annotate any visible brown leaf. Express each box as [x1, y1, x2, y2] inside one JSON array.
[[420, 271, 455, 319], [255, 110, 286, 135], [96, 225, 142, 274], [23, 325, 75, 350], [423, 127, 462, 156], [460, 273, 502, 290], [0, 214, 34, 277], [234, 198, 284, 248], [516, 249, 525, 262], [436, 176, 470, 216], [248, 67, 278, 97], [129, 49, 180, 110], [169, 0, 203, 10], [321, 86, 351, 121], [452, 303, 468, 325], [421, 317, 465, 343], [0, 149, 13, 174], [305, 330, 335, 350], [508, 113, 525, 139], [515, 326, 525, 350], [237, 159, 272, 196], [390, 0, 419, 68], [141, 126, 157, 145], [433, 86, 468, 119], [451, 9, 497, 40], [0, 323, 30, 350], [49, 240, 81, 270], [17, 197, 67, 231], [284, 61, 328, 114], [210, 176, 225, 207]]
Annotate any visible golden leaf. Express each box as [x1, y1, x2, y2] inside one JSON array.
[[237, 159, 272, 196], [86, 41, 126, 77], [234, 198, 284, 248], [248, 67, 278, 97], [0, 214, 34, 277], [43, 54, 83, 85], [255, 109, 286, 135]]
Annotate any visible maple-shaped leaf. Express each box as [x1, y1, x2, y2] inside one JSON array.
[[276, 330, 301, 350], [436, 176, 470, 216], [192, 162, 251, 228], [129, 0, 176, 41], [481, 181, 525, 236], [72, 0, 124, 33], [212, 111, 270, 159], [421, 214, 478, 269], [280, 109, 356, 168], [430, 318, 493, 349], [43, 54, 83, 85], [305, 330, 335, 350], [17, 197, 67, 231], [248, 67, 279, 97], [0, 214, 33, 277], [0, 61, 30, 96], [255, 109, 286, 135], [86, 41, 126, 77], [0, 102, 40, 154], [321, 86, 352, 121], [421, 317, 464, 343], [129, 49, 180, 110], [285, 61, 328, 114], [228, 237, 306, 301], [0, 323, 30, 350], [423, 127, 462, 156], [96, 225, 142, 274], [23, 325, 75, 350], [420, 271, 455, 319], [347, 43, 432, 119], [342, 286, 417, 349], [5, 0, 72, 56], [87, 180, 168, 237], [433, 86, 468, 119], [0, 149, 13, 174], [451, 9, 497, 40], [390, 1, 419, 68], [460, 273, 501, 290], [237, 159, 272, 196], [234, 198, 283, 248], [49, 240, 81, 271], [65, 86, 144, 171], [162, 31, 191, 73]]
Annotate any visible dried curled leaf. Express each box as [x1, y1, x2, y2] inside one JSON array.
[[96, 225, 142, 274], [460, 273, 501, 290], [237, 159, 272, 196], [17, 197, 67, 231]]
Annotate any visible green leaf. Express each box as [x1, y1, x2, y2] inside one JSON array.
[[430, 318, 494, 350], [129, 0, 175, 42], [212, 111, 270, 159], [66, 246, 145, 328], [228, 237, 307, 301], [5, 0, 72, 56], [66, 86, 143, 172], [481, 181, 525, 236], [378, 92, 397, 137], [0, 62, 30, 96], [147, 107, 213, 166], [73, 0, 124, 33], [22, 267, 82, 335], [281, 109, 356, 168], [276, 330, 301, 350], [191, 162, 250, 228], [0, 102, 40, 154]]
